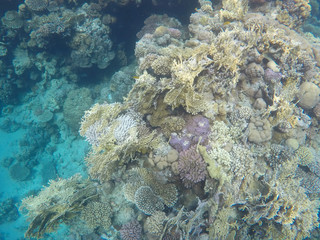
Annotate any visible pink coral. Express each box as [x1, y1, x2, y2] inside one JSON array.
[[178, 146, 207, 188]]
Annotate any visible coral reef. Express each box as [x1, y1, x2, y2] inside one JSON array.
[[16, 0, 320, 239]]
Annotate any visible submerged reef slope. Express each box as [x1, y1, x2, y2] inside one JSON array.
[[19, 0, 320, 239]]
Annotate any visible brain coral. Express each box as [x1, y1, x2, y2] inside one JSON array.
[[178, 146, 207, 188]]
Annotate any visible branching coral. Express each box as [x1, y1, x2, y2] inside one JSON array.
[[219, 0, 249, 21], [19, 175, 98, 238], [178, 146, 207, 188], [276, 0, 311, 29], [81, 103, 161, 182]]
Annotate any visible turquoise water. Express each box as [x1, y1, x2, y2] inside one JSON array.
[[1, 0, 320, 239]]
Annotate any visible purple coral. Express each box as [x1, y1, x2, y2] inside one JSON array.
[[186, 115, 210, 136], [264, 68, 283, 83], [120, 220, 142, 240], [169, 115, 211, 152], [178, 146, 207, 188], [186, 115, 210, 145], [169, 133, 192, 152]]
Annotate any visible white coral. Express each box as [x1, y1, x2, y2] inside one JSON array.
[[114, 112, 140, 144]]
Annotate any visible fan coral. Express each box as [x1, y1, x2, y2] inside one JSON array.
[[19, 175, 97, 238], [120, 220, 142, 240], [178, 146, 207, 188]]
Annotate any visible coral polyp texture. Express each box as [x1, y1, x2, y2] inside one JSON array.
[[15, 0, 320, 239], [178, 146, 207, 188]]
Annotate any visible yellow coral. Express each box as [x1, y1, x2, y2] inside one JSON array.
[[219, 0, 248, 21]]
